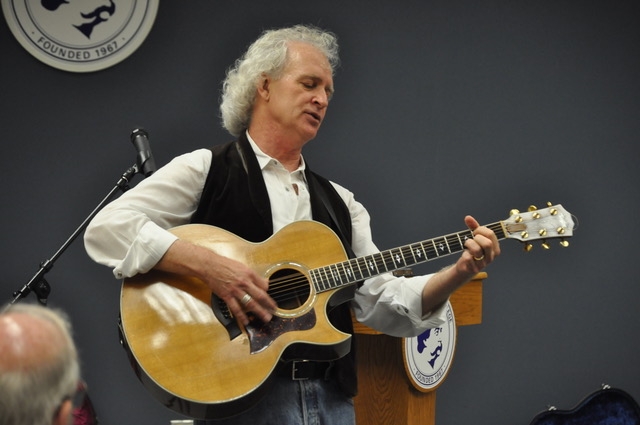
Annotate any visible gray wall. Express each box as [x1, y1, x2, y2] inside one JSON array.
[[2, 1, 638, 424]]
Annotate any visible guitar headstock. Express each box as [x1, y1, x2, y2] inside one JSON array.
[[503, 203, 575, 251]]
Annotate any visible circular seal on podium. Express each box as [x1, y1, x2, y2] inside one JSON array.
[[403, 300, 457, 392]]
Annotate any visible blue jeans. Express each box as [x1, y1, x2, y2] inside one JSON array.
[[194, 376, 355, 425]]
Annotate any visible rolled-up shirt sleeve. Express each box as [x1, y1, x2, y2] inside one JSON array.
[[331, 182, 448, 338], [83, 149, 212, 279]]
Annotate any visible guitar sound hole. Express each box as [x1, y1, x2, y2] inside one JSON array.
[[268, 268, 310, 311]]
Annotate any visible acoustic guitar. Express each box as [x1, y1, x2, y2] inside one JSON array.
[[119, 203, 574, 419]]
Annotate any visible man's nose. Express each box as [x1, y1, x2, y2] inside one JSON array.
[[313, 90, 329, 108]]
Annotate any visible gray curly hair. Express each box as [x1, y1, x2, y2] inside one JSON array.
[[220, 24, 340, 137]]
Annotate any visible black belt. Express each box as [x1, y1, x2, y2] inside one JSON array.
[[278, 360, 335, 381]]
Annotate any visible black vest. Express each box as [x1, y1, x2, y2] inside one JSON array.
[[191, 134, 358, 396]]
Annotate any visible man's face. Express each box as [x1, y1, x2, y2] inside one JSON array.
[[262, 42, 334, 144]]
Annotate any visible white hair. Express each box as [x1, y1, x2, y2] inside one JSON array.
[[220, 24, 340, 136], [0, 303, 80, 425]]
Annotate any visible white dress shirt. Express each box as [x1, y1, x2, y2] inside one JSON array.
[[84, 136, 447, 337]]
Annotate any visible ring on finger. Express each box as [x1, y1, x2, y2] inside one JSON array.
[[240, 293, 252, 305]]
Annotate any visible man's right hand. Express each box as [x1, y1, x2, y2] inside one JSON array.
[[155, 239, 277, 326]]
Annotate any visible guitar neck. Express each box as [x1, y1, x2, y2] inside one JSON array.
[[310, 222, 506, 292]]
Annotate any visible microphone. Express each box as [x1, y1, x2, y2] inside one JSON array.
[[130, 128, 157, 177]]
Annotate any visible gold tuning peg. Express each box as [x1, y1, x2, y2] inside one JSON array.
[[528, 205, 538, 212], [542, 240, 550, 250], [509, 209, 520, 216], [523, 242, 533, 252], [546, 202, 559, 215], [560, 239, 569, 248]]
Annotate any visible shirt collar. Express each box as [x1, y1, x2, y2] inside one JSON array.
[[245, 131, 307, 173]]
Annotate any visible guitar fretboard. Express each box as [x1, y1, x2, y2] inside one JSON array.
[[310, 222, 506, 292]]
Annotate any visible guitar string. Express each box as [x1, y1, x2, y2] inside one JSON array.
[[264, 223, 506, 305], [271, 214, 573, 304], [265, 224, 503, 300]]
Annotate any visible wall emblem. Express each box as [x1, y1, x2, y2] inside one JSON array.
[[403, 301, 456, 392], [2, 0, 159, 72]]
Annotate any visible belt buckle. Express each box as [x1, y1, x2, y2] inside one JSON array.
[[291, 360, 310, 381]]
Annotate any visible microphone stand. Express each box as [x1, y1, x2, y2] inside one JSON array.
[[6, 163, 144, 307]]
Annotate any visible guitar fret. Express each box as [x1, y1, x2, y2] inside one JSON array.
[[320, 267, 331, 290], [444, 236, 452, 254], [417, 242, 427, 259], [377, 251, 388, 271], [329, 264, 342, 286], [351, 258, 364, 279], [364, 255, 379, 276], [446, 233, 463, 253], [338, 262, 351, 284], [389, 248, 407, 269], [378, 251, 392, 272], [455, 232, 463, 248], [460, 230, 473, 249], [350, 258, 364, 280], [313, 267, 322, 290], [322, 266, 331, 288], [372, 253, 384, 274], [429, 239, 438, 257], [400, 246, 412, 265], [338, 265, 347, 283], [342, 262, 355, 283], [382, 252, 393, 272], [353, 257, 365, 278], [310, 268, 322, 292], [325, 265, 336, 288], [409, 243, 424, 262], [433, 237, 448, 256]]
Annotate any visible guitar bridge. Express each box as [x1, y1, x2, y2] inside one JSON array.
[[211, 293, 242, 340]]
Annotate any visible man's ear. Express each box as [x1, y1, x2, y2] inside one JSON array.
[[257, 74, 270, 100], [53, 398, 73, 425]]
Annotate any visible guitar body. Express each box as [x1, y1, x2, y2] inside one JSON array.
[[120, 221, 352, 419]]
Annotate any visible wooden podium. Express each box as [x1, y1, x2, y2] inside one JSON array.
[[352, 273, 486, 425]]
